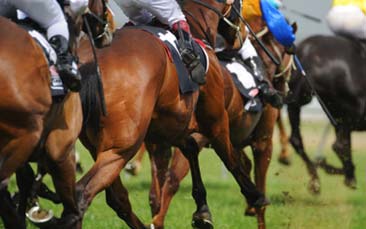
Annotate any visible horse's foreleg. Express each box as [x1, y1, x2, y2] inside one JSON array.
[[276, 111, 291, 165], [105, 178, 146, 228], [0, 129, 43, 228], [15, 163, 36, 224], [288, 104, 320, 194], [146, 143, 172, 216], [248, 106, 278, 229], [0, 179, 25, 229], [333, 127, 356, 189]]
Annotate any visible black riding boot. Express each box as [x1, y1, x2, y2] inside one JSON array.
[[243, 56, 283, 108], [49, 35, 81, 92], [173, 21, 206, 85]]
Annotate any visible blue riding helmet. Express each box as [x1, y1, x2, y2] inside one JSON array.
[[260, 0, 295, 47]]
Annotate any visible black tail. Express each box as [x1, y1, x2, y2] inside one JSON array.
[[79, 62, 104, 134]]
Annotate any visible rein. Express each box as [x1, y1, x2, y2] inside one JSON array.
[[254, 26, 294, 80]]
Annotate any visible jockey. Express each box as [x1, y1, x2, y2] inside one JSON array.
[[233, 0, 288, 108], [326, 0, 366, 40], [114, 0, 208, 85], [0, 0, 89, 92]]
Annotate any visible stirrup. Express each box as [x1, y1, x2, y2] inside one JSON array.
[[176, 24, 206, 85], [57, 60, 81, 92]]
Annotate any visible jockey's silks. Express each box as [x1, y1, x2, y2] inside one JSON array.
[[333, 0, 366, 14]]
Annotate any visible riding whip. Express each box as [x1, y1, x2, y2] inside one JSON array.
[[282, 7, 322, 23], [293, 54, 338, 127]]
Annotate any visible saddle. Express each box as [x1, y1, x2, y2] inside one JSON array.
[[127, 26, 209, 94], [16, 19, 68, 102]]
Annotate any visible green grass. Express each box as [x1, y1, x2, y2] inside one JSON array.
[[2, 118, 366, 228]]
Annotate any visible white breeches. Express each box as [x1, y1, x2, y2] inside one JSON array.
[[326, 5, 366, 40], [0, 0, 69, 40], [114, 0, 186, 27], [238, 35, 259, 60]]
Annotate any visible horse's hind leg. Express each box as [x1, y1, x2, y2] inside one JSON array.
[[247, 106, 278, 228], [288, 103, 320, 194], [105, 178, 146, 228], [78, 140, 146, 228], [333, 127, 356, 189], [76, 146, 146, 227], [146, 143, 172, 216]]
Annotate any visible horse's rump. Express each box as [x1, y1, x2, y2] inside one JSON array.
[[0, 17, 51, 142], [80, 27, 198, 148]]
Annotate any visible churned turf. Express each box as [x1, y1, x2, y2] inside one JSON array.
[[2, 118, 366, 229]]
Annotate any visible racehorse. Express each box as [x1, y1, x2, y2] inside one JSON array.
[[0, 16, 82, 228], [0, 1, 114, 227], [73, 0, 268, 228], [146, 16, 295, 229], [286, 35, 366, 193]]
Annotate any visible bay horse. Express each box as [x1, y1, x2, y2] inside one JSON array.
[[0, 1, 113, 227], [0, 16, 82, 228], [73, 0, 267, 228], [146, 16, 295, 229], [286, 35, 366, 193]]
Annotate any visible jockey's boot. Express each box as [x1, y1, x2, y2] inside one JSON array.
[[49, 35, 81, 92], [244, 56, 283, 108], [172, 20, 206, 85]]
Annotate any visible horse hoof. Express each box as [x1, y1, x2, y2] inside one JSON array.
[[192, 218, 214, 229], [278, 156, 291, 166], [125, 162, 140, 176], [192, 209, 213, 229], [344, 178, 357, 189], [308, 179, 321, 195], [26, 205, 54, 227], [244, 206, 256, 217], [252, 196, 270, 208]]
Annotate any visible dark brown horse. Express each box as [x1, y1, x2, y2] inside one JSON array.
[[146, 16, 295, 229], [285, 35, 366, 193], [0, 16, 82, 228], [73, 0, 267, 228]]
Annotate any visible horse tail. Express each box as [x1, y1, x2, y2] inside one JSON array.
[[79, 62, 104, 134]]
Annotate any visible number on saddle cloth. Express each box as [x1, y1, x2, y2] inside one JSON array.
[[132, 26, 209, 94]]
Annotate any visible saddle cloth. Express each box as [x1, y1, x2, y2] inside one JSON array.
[[220, 59, 262, 112], [133, 26, 209, 94], [20, 24, 67, 101]]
